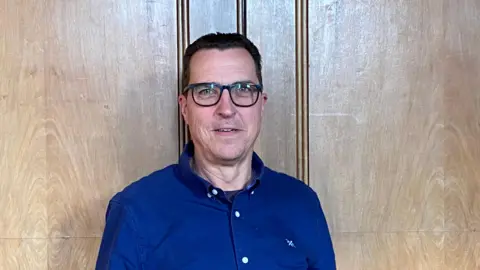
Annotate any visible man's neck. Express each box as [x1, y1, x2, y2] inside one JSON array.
[[192, 151, 253, 191]]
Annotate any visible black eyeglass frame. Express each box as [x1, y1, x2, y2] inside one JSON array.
[[182, 82, 263, 107]]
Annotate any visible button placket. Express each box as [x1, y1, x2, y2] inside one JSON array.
[[230, 194, 250, 267]]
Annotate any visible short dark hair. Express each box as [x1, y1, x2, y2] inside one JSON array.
[[182, 32, 262, 90]]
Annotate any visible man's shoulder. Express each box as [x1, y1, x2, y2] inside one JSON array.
[[111, 164, 180, 205], [261, 167, 326, 227], [262, 167, 320, 203]]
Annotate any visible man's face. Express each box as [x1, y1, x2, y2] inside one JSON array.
[[179, 48, 267, 163]]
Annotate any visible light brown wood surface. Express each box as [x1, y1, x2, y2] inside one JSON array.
[[48, 238, 100, 269], [2, 0, 179, 268], [308, 0, 446, 233], [247, 0, 298, 176], [0, 239, 47, 269], [1, 0, 479, 269], [308, 0, 480, 269], [0, 0, 47, 241], [189, 0, 237, 41], [444, 0, 480, 233], [45, 0, 179, 240]]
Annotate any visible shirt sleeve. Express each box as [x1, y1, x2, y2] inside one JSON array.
[[306, 190, 337, 270], [95, 198, 142, 270]]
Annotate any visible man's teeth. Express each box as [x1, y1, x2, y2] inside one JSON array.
[[217, 129, 235, 132]]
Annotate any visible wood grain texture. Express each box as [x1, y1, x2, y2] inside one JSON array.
[[445, 232, 480, 269], [0, 239, 47, 270], [333, 232, 445, 270], [444, 0, 480, 232], [0, 0, 47, 238], [46, 102, 123, 237], [308, 0, 444, 233], [0, 104, 47, 238], [0, 0, 45, 103], [247, 0, 297, 176], [49, 238, 101, 270], [189, 0, 237, 41], [46, 0, 179, 237]]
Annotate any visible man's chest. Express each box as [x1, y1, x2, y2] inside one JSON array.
[[140, 200, 309, 270]]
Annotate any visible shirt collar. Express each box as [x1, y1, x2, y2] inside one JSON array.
[[175, 141, 265, 198]]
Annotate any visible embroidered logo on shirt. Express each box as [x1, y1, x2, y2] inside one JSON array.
[[285, 239, 296, 248]]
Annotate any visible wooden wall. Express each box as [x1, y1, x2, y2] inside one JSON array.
[[1, 0, 479, 269], [309, 1, 480, 269]]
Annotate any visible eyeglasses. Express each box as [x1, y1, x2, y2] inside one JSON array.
[[183, 81, 263, 107]]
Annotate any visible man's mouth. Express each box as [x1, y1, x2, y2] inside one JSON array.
[[214, 128, 239, 132]]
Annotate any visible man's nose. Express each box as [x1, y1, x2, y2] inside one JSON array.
[[215, 90, 236, 118]]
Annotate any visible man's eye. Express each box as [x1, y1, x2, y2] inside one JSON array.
[[234, 83, 258, 92], [196, 87, 215, 95], [237, 87, 252, 92]]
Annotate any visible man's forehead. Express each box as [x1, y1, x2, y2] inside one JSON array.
[[189, 48, 258, 84], [190, 48, 254, 66], [188, 72, 256, 85]]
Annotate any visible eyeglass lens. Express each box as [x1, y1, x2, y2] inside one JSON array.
[[192, 83, 260, 106]]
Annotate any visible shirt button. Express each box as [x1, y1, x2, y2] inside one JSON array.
[[207, 193, 212, 198], [242, 257, 249, 264], [212, 189, 218, 195], [235, 211, 240, 218], [251, 190, 255, 195]]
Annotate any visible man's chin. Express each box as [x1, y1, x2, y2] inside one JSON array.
[[213, 147, 246, 163]]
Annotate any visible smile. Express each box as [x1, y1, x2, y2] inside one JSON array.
[[214, 128, 239, 132]]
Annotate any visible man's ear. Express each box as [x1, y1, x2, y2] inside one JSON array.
[[178, 94, 189, 124], [260, 92, 268, 114]]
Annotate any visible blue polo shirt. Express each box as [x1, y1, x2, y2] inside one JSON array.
[[96, 142, 336, 269]]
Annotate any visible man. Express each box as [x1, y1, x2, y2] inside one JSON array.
[[96, 32, 336, 269]]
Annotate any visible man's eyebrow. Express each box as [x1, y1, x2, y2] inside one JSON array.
[[190, 80, 256, 86], [231, 80, 255, 84], [189, 81, 217, 85]]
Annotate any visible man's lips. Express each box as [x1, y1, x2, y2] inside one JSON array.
[[213, 128, 241, 132]]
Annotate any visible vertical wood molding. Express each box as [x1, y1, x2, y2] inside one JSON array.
[[236, 0, 246, 35], [177, 0, 190, 156], [295, 0, 309, 184]]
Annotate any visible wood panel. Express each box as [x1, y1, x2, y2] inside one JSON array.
[[45, 0, 179, 239], [49, 238, 101, 270], [445, 232, 480, 269], [46, 101, 121, 237], [308, 0, 444, 233], [309, 0, 479, 269], [0, 104, 47, 239], [444, 0, 480, 232], [333, 232, 445, 270], [247, 0, 297, 176], [0, 0, 47, 239], [0, 0, 45, 103], [189, 0, 237, 41], [0, 239, 47, 270]]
